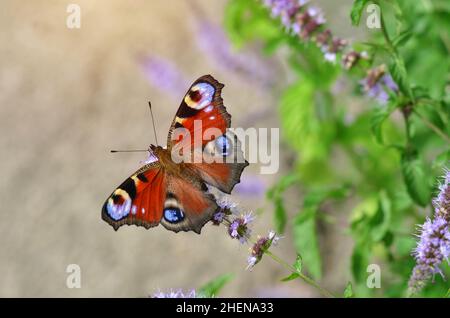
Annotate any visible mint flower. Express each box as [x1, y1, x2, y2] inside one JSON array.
[[434, 168, 450, 222], [212, 196, 238, 225], [228, 212, 255, 244], [262, 0, 347, 63], [152, 289, 197, 298], [361, 65, 398, 104], [342, 50, 368, 70], [408, 169, 450, 296], [247, 231, 280, 270]]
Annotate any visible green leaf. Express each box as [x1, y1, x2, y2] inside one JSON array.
[[343, 282, 355, 298], [370, 191, 392, 242], [351, 241, 370, 283], [303, 186, 350, 208], [280, 80, 333, 162], [350, 0, 369, 26], [293, 208, 321, 279], [393, 29, 413, 47], [401, 151, 431, 207], [274, 197, 287, 234], [370, 107, 394, 144], [199, 274, 234, 298], [293, 254, 303, 273], [224, 0, 280, 48], [267, 175, 298, 234], [389, 58, 413, 99], [281, 273, 300, 282]]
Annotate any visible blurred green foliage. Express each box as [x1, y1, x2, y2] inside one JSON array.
[[224, 0, 449, 297]]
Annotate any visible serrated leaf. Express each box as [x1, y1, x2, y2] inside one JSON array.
[[370, 104, 396, 144], [344, 282, 355, 298], [401, 152, 431, 207], [199, 274, 233, 298], [350, 0, 369, 26], [393, 29, 413, 47], [293, 208, 321, 279], [281, 273, 300, 282], [389, 58, 413, 99]]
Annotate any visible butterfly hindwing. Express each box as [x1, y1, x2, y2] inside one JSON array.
[[187, 130, 248, 193], [101, 162, 166, 230], [160, 173, 218, 234]]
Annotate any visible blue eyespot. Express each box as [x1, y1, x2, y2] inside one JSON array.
[[194, 83, 215, 108], [216, 135, 230, 155], [164, 208, 185, 223]]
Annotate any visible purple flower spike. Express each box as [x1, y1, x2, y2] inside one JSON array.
[[212, 196, 239, 225], [361, 65, 398, 104], [434, 168, 450, 221], [262, 0, 347, 63], [246, 231, 281, 270], [228, 212, 255, 244], [152, 289, 197, 298], [408, 168, 450, 296]]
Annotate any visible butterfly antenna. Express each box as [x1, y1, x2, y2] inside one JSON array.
[[110, 149, 148, 153], [148, 101, 159, 146]]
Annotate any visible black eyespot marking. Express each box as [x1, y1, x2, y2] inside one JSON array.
[[177, 103, 201, 118], [163, 208, 185, 223], [136, 173, 148, 183], [201, 182, 208, 192], [112, 194, 124, 205], [166, 192, 176, 199], [118, 178, 136, 200], [189, 89, 202, 102]]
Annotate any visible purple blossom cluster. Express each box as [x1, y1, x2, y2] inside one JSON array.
[[262, 0, 347, 63], [152, 289, 198, 298], [360, 65, 399, 104], [408, 169, 450, 295], [434, 169, 450, 222], [262, 1, 401, 105], [228, 212, 255, 244], [215, 196, 255, 244], [247, 231, 280, 270], [215, 197, 280, 269]]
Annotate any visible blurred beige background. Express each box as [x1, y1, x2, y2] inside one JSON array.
[[0, 0, 357, 297]]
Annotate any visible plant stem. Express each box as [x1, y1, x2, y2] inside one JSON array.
[[264, 249, 335, 298]]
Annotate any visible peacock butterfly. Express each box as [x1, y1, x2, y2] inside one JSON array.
[[102, 75, 248, 233]]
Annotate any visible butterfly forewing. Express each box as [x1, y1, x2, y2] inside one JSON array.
[[101, 162, 166, 230]]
